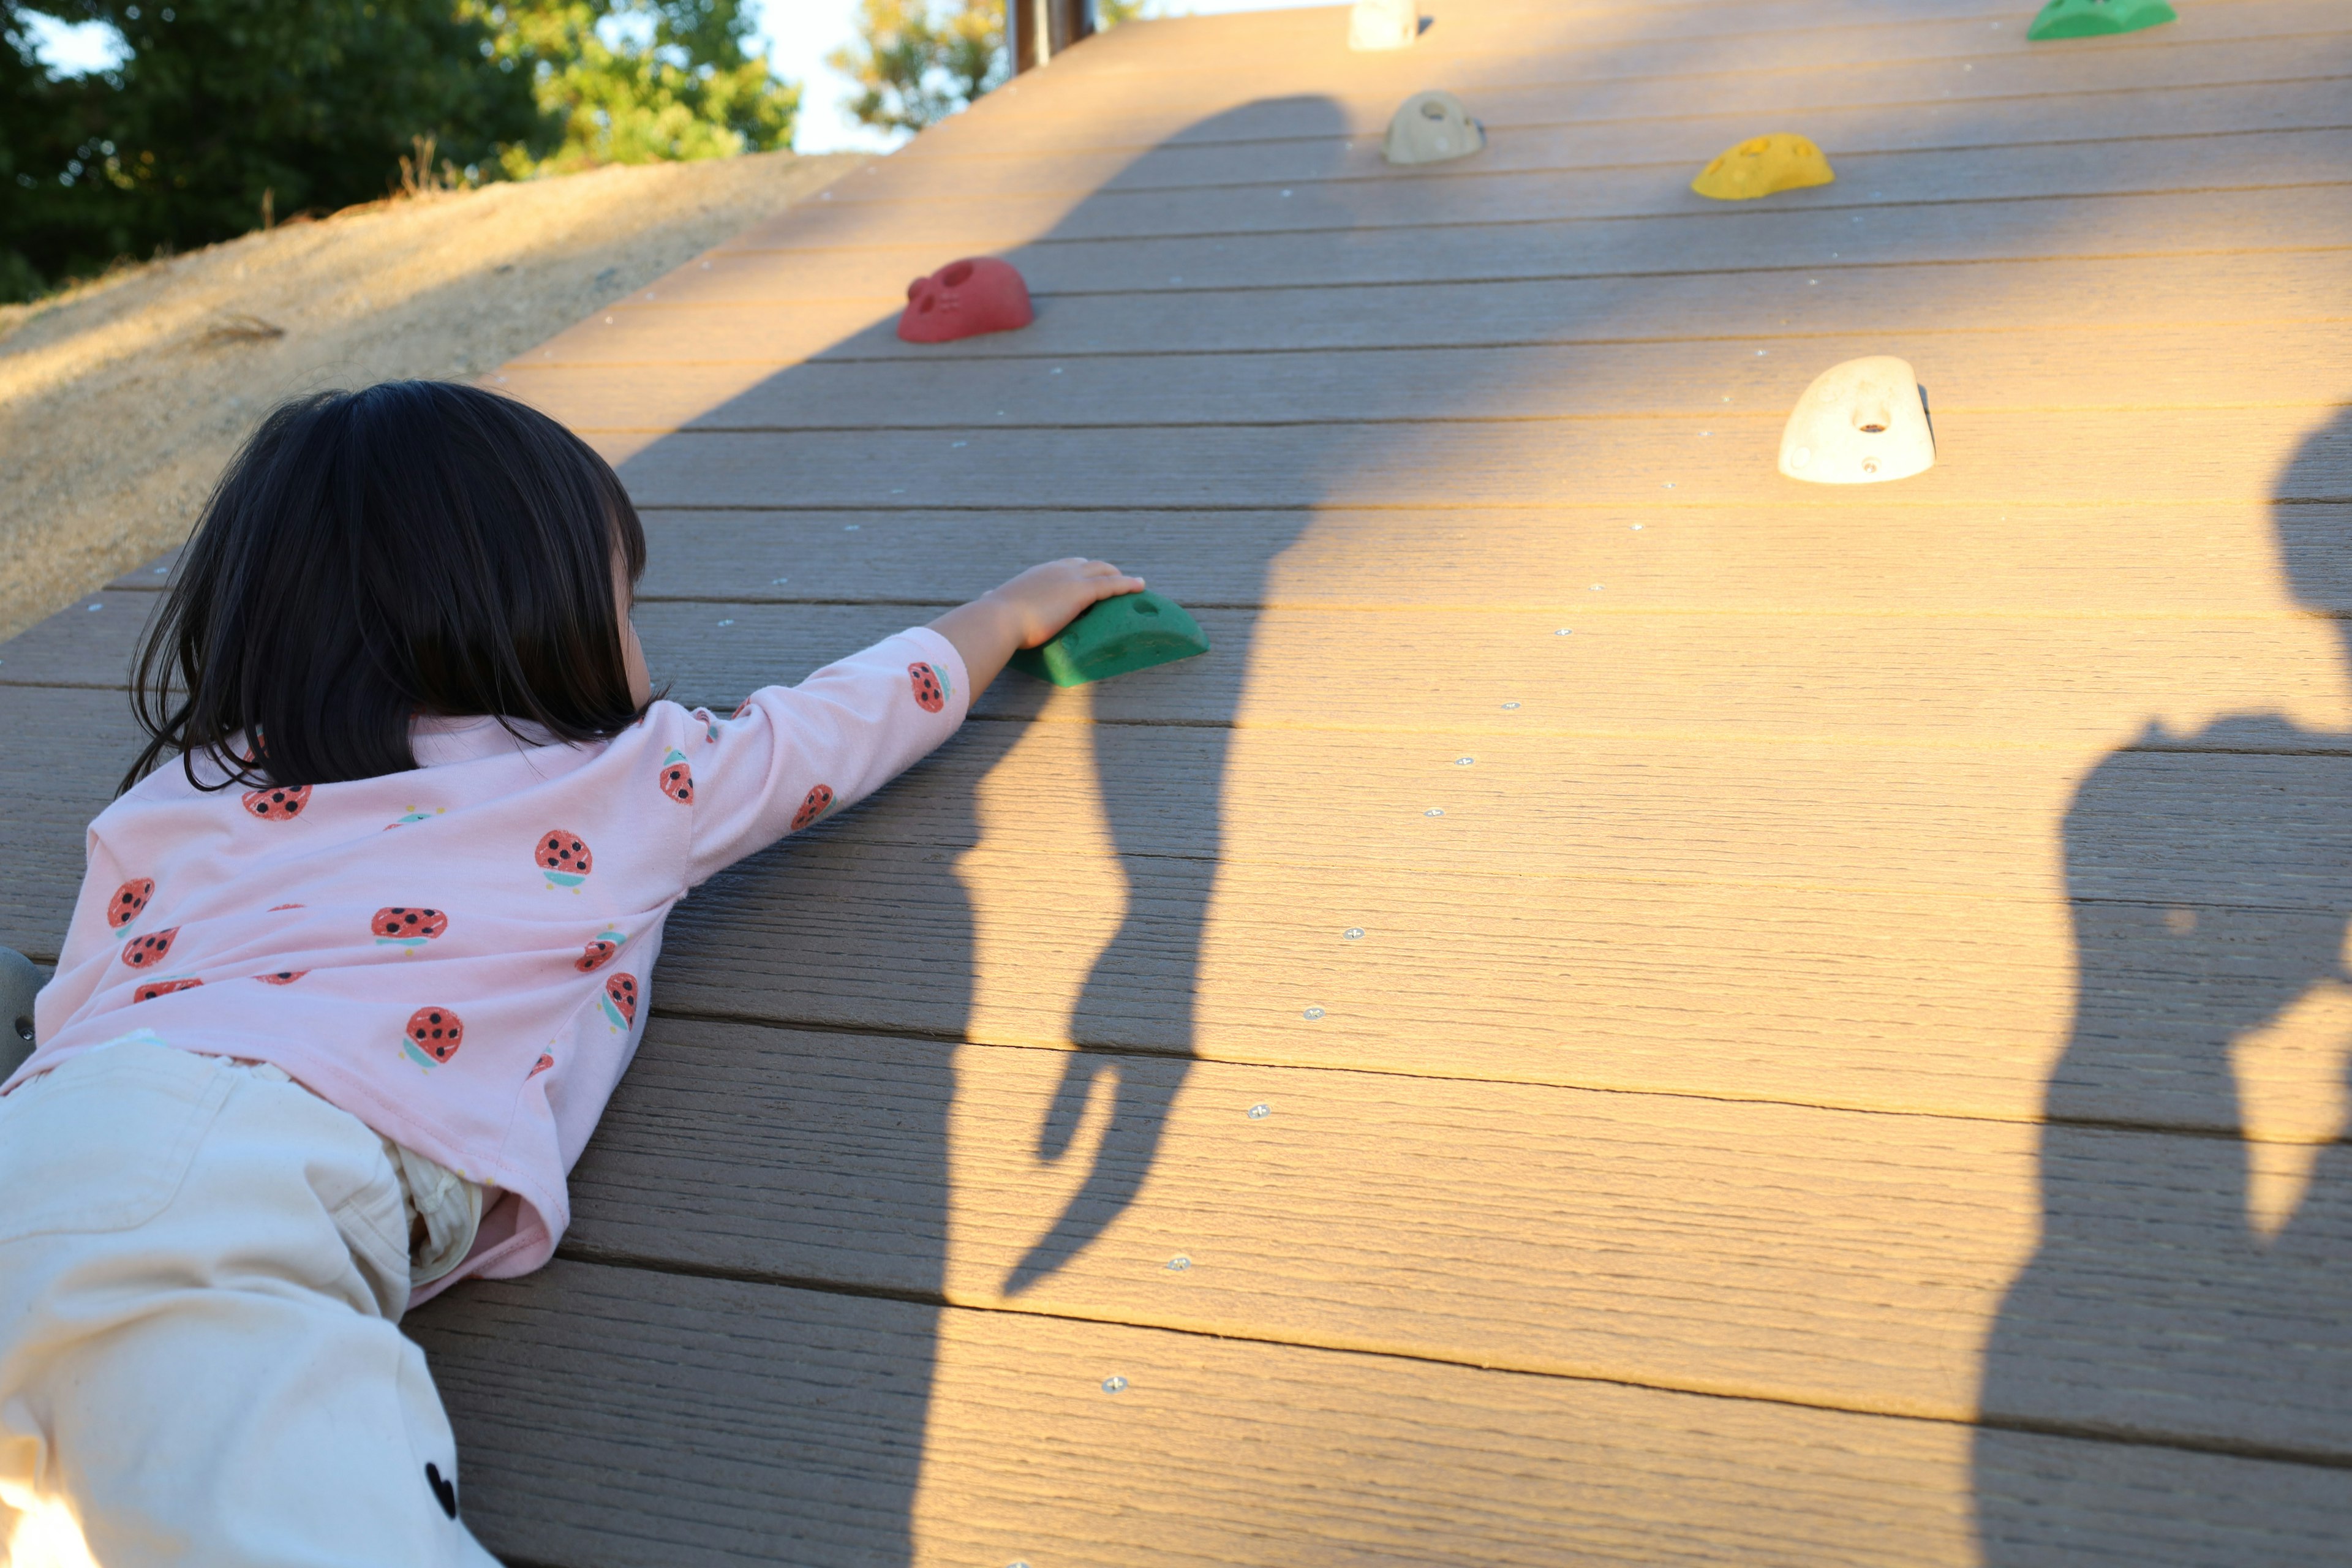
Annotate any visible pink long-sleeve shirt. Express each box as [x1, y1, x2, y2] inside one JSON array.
[[4, 627, 968, 1301]]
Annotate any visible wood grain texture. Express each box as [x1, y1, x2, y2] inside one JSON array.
[[96, 492, 2352, 615], [870, 0, 2351, 154], [722, 129, 2352, 255], [409, 1259, 2352, 1568], [516, 187, 2352, 359], [921, 29, 2352, 161], [499, 322, 2352, 434], [639, 831, 2326, 1129], [591, 407, 2350, 508], [510, 250, 2352, 370], [840, 77, 2352, 202], [567, 1013, 2352, 1456], [37, 590, 2347, 731]]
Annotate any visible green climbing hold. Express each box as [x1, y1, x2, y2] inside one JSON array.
[[1009, 590, 1209, 687], [2026, 0, 2175, 40]]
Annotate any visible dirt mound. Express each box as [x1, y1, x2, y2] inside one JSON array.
[[0, 149, 861, 643]]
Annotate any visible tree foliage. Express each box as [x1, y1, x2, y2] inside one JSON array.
[[3, 0, 543, 297], [827, 0, 1155, 139], [472, 0, 797, 176], [827, 0, 1001, 135], [0, 0, 797, 304]]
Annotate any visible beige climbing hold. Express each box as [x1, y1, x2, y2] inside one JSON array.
[[1349, 0, 1418, 51], [1384, 91, 1484, 166], [1778, 356, 1935, 485], [1692, 134, 1835, 201]]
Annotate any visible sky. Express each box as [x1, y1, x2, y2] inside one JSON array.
[[756, 0, 1330, 154], [18, 2, 1330, 157]]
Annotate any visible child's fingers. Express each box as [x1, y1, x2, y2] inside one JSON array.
[[1087, 573, 1146, 601]]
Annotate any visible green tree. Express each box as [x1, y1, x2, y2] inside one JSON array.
[[1, 0, 548, 300], [828, 0, 1001, 135], [1, 9, 77, 300], [0, 0, 801, 304], [827, 0, 1160, 139], [472, 0, 798, 175]]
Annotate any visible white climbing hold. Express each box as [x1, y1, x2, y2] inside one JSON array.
[[1384, 90, 1483, 167], [1778, 355, 1935, 485]]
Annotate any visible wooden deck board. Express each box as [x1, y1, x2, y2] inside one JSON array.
[[516, 189, 2352, 353], [564, 1014, 2352, 1453], [11, 0, 2352, 1558], [499, 323, 2352, 433], [408, 1261, 2352, 1568], [903, 0, 2350, 140], [505, 249, 2352, 369], [584, 410, 2350, 505], [93, 494, 2352, 614], [20, 594, 2348, 749], [725, 129, 2352, 253], [837, 78, 2352, 201]]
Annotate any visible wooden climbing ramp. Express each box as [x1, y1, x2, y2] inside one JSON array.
[[7, 0, 2352, 1559]]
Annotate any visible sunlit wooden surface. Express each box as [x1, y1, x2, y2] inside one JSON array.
[[8, 0, 2352, 1561]]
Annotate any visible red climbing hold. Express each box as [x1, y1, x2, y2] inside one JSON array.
[[897, 257, 1033, 344]]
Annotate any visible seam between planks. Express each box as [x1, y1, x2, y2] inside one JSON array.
[[547, 1242, 2352, 1474], [546, 306, 2352, 366], [726, 177, 2352, 258], [635, 1002, 2352, 1146], [559, 399, 2352, 433], [975, 17, 2352, 107], [694, 246, 2352, 300], [837, 118, 2352, 206], [879, 71, 2352, 166]]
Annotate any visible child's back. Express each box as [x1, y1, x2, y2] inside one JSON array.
[[0, 380, 1141, 1564]]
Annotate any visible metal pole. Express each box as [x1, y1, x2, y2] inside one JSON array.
[[1008, 0, 1093, 73]]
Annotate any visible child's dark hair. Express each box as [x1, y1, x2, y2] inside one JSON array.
[[123, 380, 649, 794]]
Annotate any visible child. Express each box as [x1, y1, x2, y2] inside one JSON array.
[[0, 379, 1143, 1566]]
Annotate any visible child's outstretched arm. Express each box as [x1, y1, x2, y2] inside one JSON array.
[[674, 558, 1147, 889], [929, 559, 1147, 698]]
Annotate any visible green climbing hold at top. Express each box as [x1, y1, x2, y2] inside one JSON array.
[[2027, 0, 2175, 40], [1009, 590, 1209, 688]]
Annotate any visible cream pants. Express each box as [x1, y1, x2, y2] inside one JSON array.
[[0, 1039, 499, 1566]]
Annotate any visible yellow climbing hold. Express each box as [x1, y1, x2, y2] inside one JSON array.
[[1691, 134, 1836, 202]]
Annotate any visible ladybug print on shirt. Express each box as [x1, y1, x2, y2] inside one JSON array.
[[575, 929, 626, 973], [121, 927, 177, 969], [598, 973, 637, 1031], [790, 784, 835, 832], [529, 1050, 555, 1079], [658, 749, 695, 805], [240, 785, 312, 821], [107, 878, 154, 937], [401, 1006, 465, 1070], [536, 830, 593, 890], [372, 908, 448, 953], [908, 661, 947, 714], [255, 970, 307, 985], [134, 977, 201, 1003]]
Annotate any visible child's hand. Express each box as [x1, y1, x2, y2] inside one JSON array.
[[930, 558, 1147, 698], [989, 558, 1148, 648]]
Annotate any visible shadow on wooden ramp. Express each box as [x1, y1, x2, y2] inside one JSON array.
[[1975, 406, 2352, 1560]]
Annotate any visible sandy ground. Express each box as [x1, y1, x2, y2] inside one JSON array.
[[0, 149, 862, 644]]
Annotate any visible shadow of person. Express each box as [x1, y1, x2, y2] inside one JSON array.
[[1973, 408, 2352, 1562], [993, 97, 1349, 1291]]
